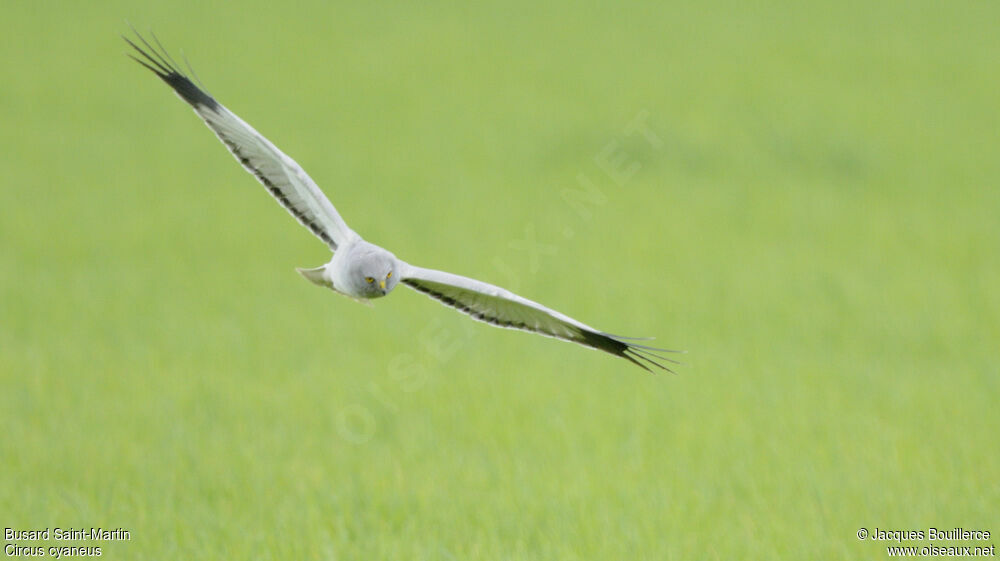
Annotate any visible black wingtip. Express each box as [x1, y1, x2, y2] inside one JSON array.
[[626, 347, 680, 374], [577, 329, 682, 374], [123, 27, 220, 112]]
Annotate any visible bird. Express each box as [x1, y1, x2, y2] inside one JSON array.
[[123, 30, 678, 372]]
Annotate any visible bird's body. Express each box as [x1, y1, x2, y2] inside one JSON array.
[[300, 238, 399, 301], [125, 30, 678, 371]]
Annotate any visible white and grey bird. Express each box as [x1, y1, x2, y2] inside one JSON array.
[[125, 31, 678, 372]]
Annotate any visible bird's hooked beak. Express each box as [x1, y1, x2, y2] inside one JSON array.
[[379, 279, 386, 290]]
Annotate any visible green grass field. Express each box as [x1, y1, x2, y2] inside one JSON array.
[[2, 1, 997, 559]]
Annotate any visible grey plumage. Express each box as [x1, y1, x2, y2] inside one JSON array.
[[125, 30, 679, 372]]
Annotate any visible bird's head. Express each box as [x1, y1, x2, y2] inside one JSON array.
[[354, 252, 399, 298]]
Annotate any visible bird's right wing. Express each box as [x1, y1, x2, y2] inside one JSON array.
[[125, 31, 357, 250]]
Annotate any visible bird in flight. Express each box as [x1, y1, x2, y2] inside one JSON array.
[[124, 30, 678, 372]]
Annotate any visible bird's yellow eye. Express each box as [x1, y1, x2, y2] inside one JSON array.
[[365, 277, 374, 284], [386, 272, 392, 279]]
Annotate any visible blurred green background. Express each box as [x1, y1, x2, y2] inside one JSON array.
[[2, 1, 997, 559]]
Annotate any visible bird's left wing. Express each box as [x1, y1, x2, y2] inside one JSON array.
[[398, 263, 677, 372], [124, 31, 357, 250]]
